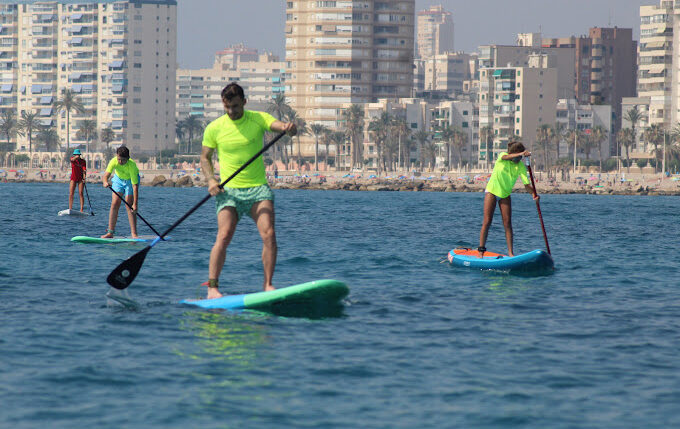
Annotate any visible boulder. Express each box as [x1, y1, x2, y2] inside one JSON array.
[[163, 179, 176, 187], [151, 175, 166, 186], [176, 175, 193, 187]]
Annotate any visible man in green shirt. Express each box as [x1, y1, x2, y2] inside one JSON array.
[[101, 146, 140, 239], [200, 83, 296, 299], [478, 141, 538, 257]]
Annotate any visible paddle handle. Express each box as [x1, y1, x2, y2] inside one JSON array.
[[151, 132, 286, 246], [108, 186, 163, 239], [524, 158, 551, 255]]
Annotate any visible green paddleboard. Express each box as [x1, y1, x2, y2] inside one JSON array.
[[71, 235, 153, 244], [180, 279, 349, 316]]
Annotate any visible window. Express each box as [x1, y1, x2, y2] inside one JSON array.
[[516, 118, 520, 123], [410, 122, 417, 129], [134, 63, 141, 68], [462, 110, 468, 115], [462, 122, 469, 128]]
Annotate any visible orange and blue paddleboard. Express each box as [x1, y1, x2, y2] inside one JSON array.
[[448, 248, 554, 272]]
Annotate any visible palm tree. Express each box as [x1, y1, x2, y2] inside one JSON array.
[[479, 125, 493, 169], [553, 122, 567, 161], [412, 129, 431, 170], [309, 123, 328, 172], [76, 119, 98, 153], [100, 127, 116, 156], [37, 126, 61, 152], [590, 125, 608, 172], [437, 123, 455, 170], [535, 124, 554, 172], [266, 94, 292, 165], [0, 110, 17, 152], [322, 128, 333, 170], [451, 127, 468, 170], [643, 124, 664, 173], [616, 128, 634, 174], [53, 89, 85, 156], [390, 117, 410, 171], [624, 106, 642, 154], [18, 111, 39, 154], [285, 109, 308, 169], [175, 119, 185, 153], [182, 115, 204, 154], [368, 111, 392, 174], [341, 104, 365, 169], [330, 131, 346, 169]]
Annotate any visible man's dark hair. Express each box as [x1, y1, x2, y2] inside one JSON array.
[[221, 83, 245, 101], [508, 141, 526, 154], [117, 146, 130, 158]]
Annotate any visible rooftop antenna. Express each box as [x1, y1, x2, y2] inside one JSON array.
[[608, 8, 612, 27]]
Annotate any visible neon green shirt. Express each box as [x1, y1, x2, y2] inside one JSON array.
[[106, 157, 140, 185], [202, 110, 277, 188], [485, 152, 530, 198]]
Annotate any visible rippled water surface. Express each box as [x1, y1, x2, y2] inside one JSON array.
[[1, 183, 679, 428]]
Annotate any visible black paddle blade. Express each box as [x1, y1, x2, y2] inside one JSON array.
[[107, 246, 151, 289]]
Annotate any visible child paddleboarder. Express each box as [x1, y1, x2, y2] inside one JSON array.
[[68, 149, 87, 212], [478, 141, 538, 257], [101, 146, 140, 238]]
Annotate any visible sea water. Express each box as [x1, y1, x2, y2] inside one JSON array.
[[1, 183, 679, 428]]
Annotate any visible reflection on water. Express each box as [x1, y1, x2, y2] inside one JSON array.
[[178, 311, 270, 365]]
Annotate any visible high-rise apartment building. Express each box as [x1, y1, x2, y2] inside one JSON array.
[[286, 0, 415, 157], [423, 52, 471, 96], [543, 27, 636, 132], [416, 5, 453, 59], [478, 57, 557, 164], [478, 38, 575, 100], [2, 0, 176, 154], [639, 1, 677, 129], [177, 50, 286, 121]]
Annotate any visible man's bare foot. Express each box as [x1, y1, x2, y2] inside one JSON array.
[[264, 284, 276, 292], [101, 232, 114, 238], [131, 234, 139, 239], [207, 288, 223, 299]]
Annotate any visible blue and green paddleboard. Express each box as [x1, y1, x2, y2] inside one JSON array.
[[71, 235, 156, 244], [180, 279, 349, 313]]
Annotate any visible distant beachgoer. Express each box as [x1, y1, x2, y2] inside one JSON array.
[[478, 141, 537, 258], [200, 82, 296, 299], [101, 146, 140, 238], [69, 149, 87, 212]]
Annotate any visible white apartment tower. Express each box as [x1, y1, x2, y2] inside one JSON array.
[[0, 0, 176, 154], [286, 0, 415, 157], [639, 1, 678, 129], [416, 5, 453, 59]]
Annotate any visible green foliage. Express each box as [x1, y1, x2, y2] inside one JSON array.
[[161, 148, 178, 158], [636, 159, 647, 169], [15, 154, 29, 162], [137, 155, 150, 163], [603, 158, 618, 172]]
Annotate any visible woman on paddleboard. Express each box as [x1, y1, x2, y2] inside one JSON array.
[[478, 141, 538, 257], [200, 83, 296, 299], [101, 146, 140, 239], [69, 149, 87, 212]]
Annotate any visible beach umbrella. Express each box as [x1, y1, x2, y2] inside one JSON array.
[[369, 174, 377, 179], [18, 170, 25, 174], [8, 169, 16, 172]]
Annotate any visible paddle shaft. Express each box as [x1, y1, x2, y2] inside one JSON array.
[[83, 180, 94, 215], [107, 185, 163, 238], [524, 159, 551, 255], [152, 132, 286, 242]]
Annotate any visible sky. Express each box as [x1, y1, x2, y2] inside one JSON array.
[[177, 0, 653, 68]]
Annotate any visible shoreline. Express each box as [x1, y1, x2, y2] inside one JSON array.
[[3, 168, 680, 196]]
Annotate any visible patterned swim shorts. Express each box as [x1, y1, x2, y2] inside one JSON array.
[[215, 184, 274, 220]]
